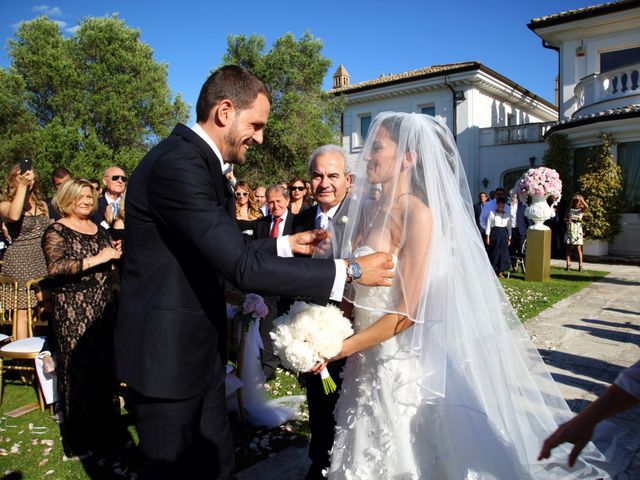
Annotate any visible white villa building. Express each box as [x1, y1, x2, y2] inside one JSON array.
[[330, 0, 639, 256], [330, 62, 557, 200], [529, 0, 640, 256]]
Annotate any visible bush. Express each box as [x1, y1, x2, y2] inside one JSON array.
[[578, 133, 623, 241]]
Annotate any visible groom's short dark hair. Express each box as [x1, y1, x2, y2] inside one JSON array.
[[196, 65, 271, 122]]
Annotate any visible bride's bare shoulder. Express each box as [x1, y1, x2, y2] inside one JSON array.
[[405, 196, 432, 227]]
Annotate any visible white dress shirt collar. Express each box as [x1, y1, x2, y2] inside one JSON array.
[[315, 204, 341, 228], [191, 123, 232, 175], [104, 191, 121, 204]]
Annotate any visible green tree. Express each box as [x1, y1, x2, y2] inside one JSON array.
[[222, 32, 343, 186], [578, 133, 623, 241], [0, 15, 189, 194]]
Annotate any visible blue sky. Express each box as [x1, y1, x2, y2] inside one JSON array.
[[1, 0, 598, 123]]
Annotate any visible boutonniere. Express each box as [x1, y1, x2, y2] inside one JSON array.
[[339, 216, 349, 224]]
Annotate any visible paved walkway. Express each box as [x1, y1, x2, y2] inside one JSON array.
[[238, 261, 640, 479]]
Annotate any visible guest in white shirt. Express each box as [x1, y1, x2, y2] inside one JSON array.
[[479, 187, 511, 231], [485, 196, 512, 277]]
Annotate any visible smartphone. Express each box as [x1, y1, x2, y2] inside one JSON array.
[[19, 157, 32, 174]]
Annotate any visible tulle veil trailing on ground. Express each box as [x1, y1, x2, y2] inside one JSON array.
[[316, 112, 631, 478]]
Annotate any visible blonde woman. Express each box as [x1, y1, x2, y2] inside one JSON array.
[[0, 163, 50, 339], [564, 194, 589, 271], [42, 178, 122, 456], [234, 181, 262, 220]]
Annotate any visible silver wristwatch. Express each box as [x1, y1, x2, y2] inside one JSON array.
[[346, 258, 362, 283]]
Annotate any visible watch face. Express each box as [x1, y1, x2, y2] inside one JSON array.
[[349, 260, 362, 280]]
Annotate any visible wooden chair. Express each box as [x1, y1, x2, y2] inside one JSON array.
[[26, 276, 50, 338], [0, 275, 17, 344], [0, 275, 48, 412]]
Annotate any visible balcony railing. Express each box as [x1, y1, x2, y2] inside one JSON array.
[[491, 122, 554, 145], [575, 63, 640, 110]]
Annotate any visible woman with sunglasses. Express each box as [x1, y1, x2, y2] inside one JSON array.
[[234, 181, 262, 221], [288, 177, 311, 214]]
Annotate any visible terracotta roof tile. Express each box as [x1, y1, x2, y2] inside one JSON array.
[[329, 61, 480, 94], [546, 104, 640, 134], [528, 0, 640, 29]]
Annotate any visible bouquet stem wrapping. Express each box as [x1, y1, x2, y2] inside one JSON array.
[[320, 367, 337, 395]]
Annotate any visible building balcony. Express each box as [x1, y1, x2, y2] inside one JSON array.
[[480, 122, 555, 146], [574, 63, 640, 116]]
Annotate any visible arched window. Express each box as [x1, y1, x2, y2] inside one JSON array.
[[501, 168, 529, 192]]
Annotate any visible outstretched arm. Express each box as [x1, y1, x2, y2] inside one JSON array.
[[539, 360, 640, 467]]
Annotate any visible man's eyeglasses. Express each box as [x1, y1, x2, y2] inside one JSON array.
[[110, 175, 128, 182], [289, 186, 306, 192], [235, 192, 249, 197]]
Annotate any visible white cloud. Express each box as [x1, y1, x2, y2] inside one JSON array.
[[66, 25, 80, 34], [51, 19, 67, 28], [32, 5, 63, 16]]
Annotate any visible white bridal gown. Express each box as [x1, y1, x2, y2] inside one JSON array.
[[330, 247, 542, 480]]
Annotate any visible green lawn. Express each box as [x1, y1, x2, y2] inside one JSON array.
[[500, 266, 608, 321], [0, 266, 608, 478]]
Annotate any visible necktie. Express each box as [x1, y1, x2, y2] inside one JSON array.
[[110, 201, 119, 221], [271, 217, 283, 238]]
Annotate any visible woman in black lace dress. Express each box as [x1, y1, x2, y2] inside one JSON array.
[[42, 178, 122, 455]]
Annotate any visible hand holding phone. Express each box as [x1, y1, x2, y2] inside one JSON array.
[[19, 157, 33, 174]]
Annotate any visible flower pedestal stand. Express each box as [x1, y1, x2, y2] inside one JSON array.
[[525, 229, 551, 282]]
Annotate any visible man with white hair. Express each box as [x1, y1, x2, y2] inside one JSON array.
[[92, 165, 127, 228], [292, 144, 352, 480]]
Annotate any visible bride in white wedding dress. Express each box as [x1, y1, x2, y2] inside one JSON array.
[[315, 113, 629, 479]]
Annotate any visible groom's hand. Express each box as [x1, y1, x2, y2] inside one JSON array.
[[351, 252, 394, 287], [289, 229, 330, 256]]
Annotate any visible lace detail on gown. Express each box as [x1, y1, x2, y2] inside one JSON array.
[[329, 246, 425, 480], [329, 247, 531, 480]]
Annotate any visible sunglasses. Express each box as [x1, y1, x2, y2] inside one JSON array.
[[235, 192, 249, 197], [110, 175, 128, 182], [289, 186, 306, 192]]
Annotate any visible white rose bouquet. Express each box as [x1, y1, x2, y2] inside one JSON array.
[[270, 301, 353, 394]]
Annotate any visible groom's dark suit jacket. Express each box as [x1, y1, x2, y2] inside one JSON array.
[[113, 124, 336, 400]]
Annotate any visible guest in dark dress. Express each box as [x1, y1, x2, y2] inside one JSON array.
[[288, 176, 311, 214], [42, 178, 123, 456], [0, 163, 50, 339], [485, 197, 511, 278]]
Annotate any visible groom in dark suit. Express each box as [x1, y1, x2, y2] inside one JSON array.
[[290, 144, 352, 480], [114, 66, 393, 480]]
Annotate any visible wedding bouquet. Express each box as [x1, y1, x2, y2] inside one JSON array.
[[515, 166, 562, 202], [270, 301, 353, 394]]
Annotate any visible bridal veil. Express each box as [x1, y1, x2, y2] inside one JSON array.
[[318, 112, 630, 478]]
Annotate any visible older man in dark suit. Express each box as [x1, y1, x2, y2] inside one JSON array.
[[252, 185, 295, 380], [114, 66, 393, 480], [291, 144, 352, 480]]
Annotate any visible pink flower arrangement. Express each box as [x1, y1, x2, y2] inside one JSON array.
[[237, 293, 269, 322], [516, 167, 562, 202]]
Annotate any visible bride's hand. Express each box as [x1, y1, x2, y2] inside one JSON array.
[[310, 343, 350, 374], [310, 360, 328, 375]]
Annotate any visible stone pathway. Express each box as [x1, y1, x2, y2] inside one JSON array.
[[238, 260, 640, 479]]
